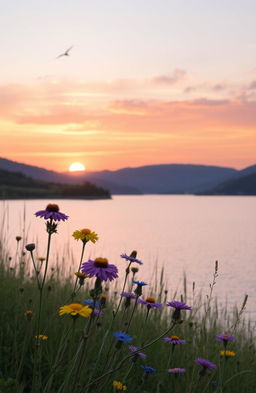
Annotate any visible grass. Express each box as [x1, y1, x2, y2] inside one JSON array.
[[0, 204, 255, 393]]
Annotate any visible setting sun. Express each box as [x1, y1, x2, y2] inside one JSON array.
[[68, 162, 86, 172]]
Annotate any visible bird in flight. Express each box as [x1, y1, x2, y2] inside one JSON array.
[[56, 46, 73, 59]]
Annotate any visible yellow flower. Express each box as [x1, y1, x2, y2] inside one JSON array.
[[72, 228, 99, 243], [24, 310, 33, 320], [220, 350, 236, 357], [113, 380, 127, 391], [35, 334, 48, 340], [59, 303, 92, 318], [74, 272, 89, 279]]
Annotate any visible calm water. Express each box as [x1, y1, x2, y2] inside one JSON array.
[[1, 196, 256, 318]]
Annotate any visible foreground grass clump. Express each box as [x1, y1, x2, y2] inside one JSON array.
[[0, 203, 255, 393]]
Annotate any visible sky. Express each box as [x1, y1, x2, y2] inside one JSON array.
[[1, 0, 256, 172]]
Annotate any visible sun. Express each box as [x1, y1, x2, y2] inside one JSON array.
[[68, 162, 86, 172]]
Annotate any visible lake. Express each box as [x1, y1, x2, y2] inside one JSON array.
[[1, 195, 256, 319]]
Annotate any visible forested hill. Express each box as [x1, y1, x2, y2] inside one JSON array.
[[0, 169, 111, 199]]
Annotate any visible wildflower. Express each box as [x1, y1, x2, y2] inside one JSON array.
[[81, 258, 118, 282], [72, 228, 98, 244], [168, 368, 186, 373], [195, 358, 217, 376], [84, 299, 100, 308], [35, 204, 68, 221], [59, 303, 92, 318], [112, 380, 127, 391], [38, 257, 46, 262], [113, 331, 133, 343], [25, 243, 35, 252], [216, 333, 235, 348], [75, 271, 89, 285], [220, 350, 236, 358], [121, 292, 137, 299], [92, 308, 102, 316], [129, 345, 146, 359], [138, 297, 162, 309], [133, 281, 148, 297], [166, 301, 191, 322], [24, 310, 33, 320], [120, 251, 143, 265], [16, 236, 22, 242], [131, 266, 139, 274], [164, 335, 186, 345], [141, 365, 156, 374], [35, 334, 48, 340]]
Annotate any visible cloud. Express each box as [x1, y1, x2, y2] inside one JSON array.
[[151, 68, 187, 85]]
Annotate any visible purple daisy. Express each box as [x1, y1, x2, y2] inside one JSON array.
[[141, 365, 156, 374], [195, 358, 217, 371], [168, 368, 186, 374], [120, 253, 143, 265], [216, 333, 235, 343], [166, 301, 192, 310], [137, 297, 162, 309], [167, 301, 192, 322], [81, 258, 118, 282], [121, 292, 137, 299], [128, 345, 146, 359], [164, 335, 186, 345], [35, 204, 68, 222]]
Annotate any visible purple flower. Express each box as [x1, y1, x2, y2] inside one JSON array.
[[128, 345, 146, 359], [81, 258, 118, 282], [141, 365, 156, 374], [137, 297, 162, 309], [166, 301, 192, 310], [167, 301, 192, 322], [120, 253, 143, 265], [216, 333, 235, 343], [113, 332, 132, 343], [164, 335, 186, 345], [35, 204, 68, 222], [195, 358, 217, 371], [92, 308, 102, 316], [121, 292, 137, 299], [168, 368, 186, 374]]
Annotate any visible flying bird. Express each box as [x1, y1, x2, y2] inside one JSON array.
[[56, 46, 73, 59]]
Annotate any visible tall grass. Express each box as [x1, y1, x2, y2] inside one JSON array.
[[0, 204, 255, 393]]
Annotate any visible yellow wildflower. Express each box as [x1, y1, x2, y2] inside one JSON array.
[[113, 380, 127, 391], [59, 303, 92, 318], [35, 334, 48, 340], [72, 228, 99, 243], [220, 350, 236, 357]]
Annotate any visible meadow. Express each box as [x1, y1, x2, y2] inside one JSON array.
[[0, 203, 255, 393]]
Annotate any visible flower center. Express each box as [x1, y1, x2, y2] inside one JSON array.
[[170, 335, 180, 340], [146, 297, 155, 303], [46, 203, 59, 212], [81, 228, 91, 235], [70, 303, 83, 311], [94, 257, 109, 268]]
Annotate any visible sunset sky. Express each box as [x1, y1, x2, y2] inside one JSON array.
[[1, 0, 256, 172]]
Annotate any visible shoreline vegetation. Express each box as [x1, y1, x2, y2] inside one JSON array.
[[0, 203, 255, 393], [0, 169, 111, 200]]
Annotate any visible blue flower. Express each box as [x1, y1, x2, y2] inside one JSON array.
[[120, 253, 143, 265], [113, 331, 133, 343], [133, 281, 148, 286], [141, 365, 156, 373], [84, 300, 100, 308]]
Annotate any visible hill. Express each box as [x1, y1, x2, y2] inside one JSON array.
[[0, 169, 111, 199], [0, 158, 241, 194], [198, 171, 256, 195]]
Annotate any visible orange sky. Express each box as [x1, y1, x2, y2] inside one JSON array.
[[1, 76, 256, 172]]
